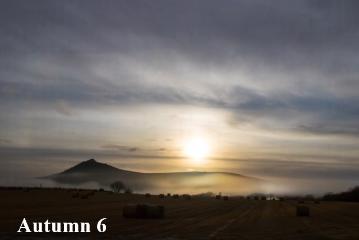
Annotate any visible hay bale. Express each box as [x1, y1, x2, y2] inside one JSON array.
[[182, 194, 191, 200], [81, 194, 88, 199], [159, 194, 165, 198], [123, 204, 138, 218], [124, 189, 133, 194], [296, 206, 310, 217], [72, 192, 79, 198], [167, 193, 171, 197], [223, 196, 229, 201], [123, 204, 164, 219], [145, 205, 164, 218], [215, 195, 221, 200], [145, 193, 151, 198], [80, 192, 93, 199]]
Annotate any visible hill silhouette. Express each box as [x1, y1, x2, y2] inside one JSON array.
[[322, 186, 359, 202], [43, 159, 264, 194], [61, 158, 137, 175]]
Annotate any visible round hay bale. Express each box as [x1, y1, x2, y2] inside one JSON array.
[[159, 194, 165, 198], [123, 204, 138, 218], [215, 195, 221, 200], [223, 196, 229, 201], [124, 189, 133, 194], [81, 194, 88, 199], [72, 192, 79, 198], [145, 205, 164, 219], [296, 205, 310, 217], [123, 204, 164, 219], [172, 194, 179, 199], [145, 193, 151, 198], [182, 194, 191, 200]]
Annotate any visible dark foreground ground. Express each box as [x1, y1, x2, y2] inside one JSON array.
[[1, 188, 359, 240]]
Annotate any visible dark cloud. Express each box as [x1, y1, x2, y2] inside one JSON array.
[[128, 147, 138, 152], [1, 3, 358, 85], [298, 124, 359, 137], [102, 144, 139, 152], [0, 1, 358, 136], [102, 144, 170, 153], [227, 89, 359, 136], [0, 139, 12, 145]]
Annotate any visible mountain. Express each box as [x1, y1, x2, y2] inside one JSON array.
[[43, 159, 265, 194]]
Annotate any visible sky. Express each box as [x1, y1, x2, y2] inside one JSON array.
[[1, 0, 359, 194]]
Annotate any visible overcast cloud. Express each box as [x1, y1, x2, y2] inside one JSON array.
[[1, 1, 359, 191]]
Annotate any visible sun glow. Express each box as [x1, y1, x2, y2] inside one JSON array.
[[183, 137, 210, 164]]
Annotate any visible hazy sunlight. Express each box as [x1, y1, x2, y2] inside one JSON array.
[[183, 137, 210, 165]]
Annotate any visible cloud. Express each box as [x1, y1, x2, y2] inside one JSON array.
[[128, 147, 138, 152], [1, 0, 359, 182], [102, 144, 139, 152], [1, 1, 359, 103], [54, 100, 73, 116], [297, 124, 359, 137], [226, 90, 359, 136], [102, 144, 171, 154], [0, 139, 12, 145]]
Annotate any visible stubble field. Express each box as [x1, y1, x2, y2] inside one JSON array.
[[0, 188, 358, 240]]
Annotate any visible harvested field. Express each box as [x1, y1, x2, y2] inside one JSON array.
[[1, 188, 359, 239]]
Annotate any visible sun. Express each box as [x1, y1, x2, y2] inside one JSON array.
[[183, 137, 210, 164]]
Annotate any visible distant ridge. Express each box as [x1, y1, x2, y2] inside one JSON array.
[[43, 159, 265, 194]]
